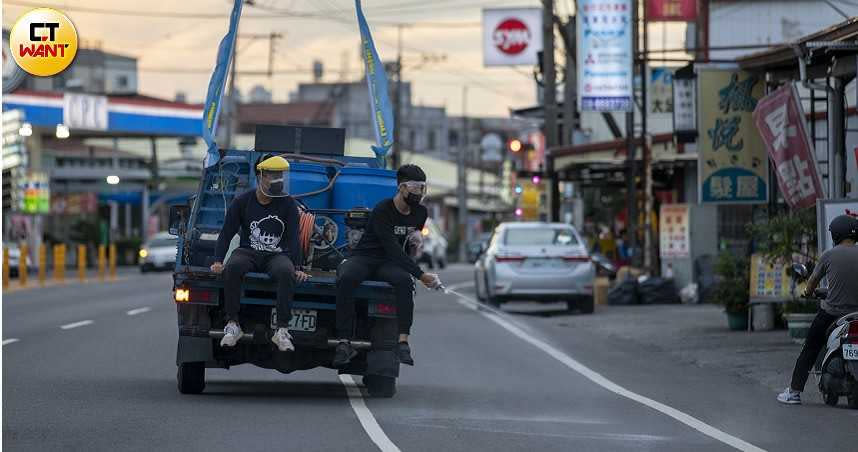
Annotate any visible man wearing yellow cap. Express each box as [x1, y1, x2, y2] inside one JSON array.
[[210, 154, 310, 352]]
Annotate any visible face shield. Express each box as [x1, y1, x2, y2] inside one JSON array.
[[259, 170, 289, 197], [400, 181, 427, 206], [256, 155, 290, 198]]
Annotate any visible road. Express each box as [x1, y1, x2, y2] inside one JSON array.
[[3, 265, 857, 451]]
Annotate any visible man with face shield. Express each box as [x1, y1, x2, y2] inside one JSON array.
[[210, 154, 311, 353], [333, 164, 443, 368]]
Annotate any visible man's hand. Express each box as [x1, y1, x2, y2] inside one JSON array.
[[419, 272, 442, 290], [296, 270, 311, 283], [210, 262, 224, 273]]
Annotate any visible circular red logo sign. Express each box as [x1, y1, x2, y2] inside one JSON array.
[[493, 18, 530, 55]]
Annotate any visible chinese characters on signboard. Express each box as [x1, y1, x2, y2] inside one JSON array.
[[749, 254, 794, 298], [577, 0, 634, 112], [659, 204, 690, 259], [697, 67, 768, 204], [646, 0, 698, 21], [753, 84, 823, 210], [649, 67, 673, 115]]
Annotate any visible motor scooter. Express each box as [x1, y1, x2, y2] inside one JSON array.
[[792, 263, 858, 408]]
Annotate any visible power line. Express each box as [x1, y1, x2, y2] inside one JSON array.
[[4, 1, 480, 27]]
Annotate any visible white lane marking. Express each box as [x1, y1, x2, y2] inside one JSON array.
[[338, 374, 401, 452], [60, 320, 94, 330], [126, 307, 151, 316], [2, 338, 20, 346], [444, 281, 766, 452]]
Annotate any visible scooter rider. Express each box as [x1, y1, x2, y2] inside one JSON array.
[[333, 164, 443, 368], [778, 214, 858, 405], [210, 154, 311, 352]]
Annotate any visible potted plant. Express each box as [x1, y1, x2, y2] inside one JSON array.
[[712, 252, 750, 331], [782, 296, 818, 344]]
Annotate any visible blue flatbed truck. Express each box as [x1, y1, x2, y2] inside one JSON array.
[[169, 133, 402, 397]]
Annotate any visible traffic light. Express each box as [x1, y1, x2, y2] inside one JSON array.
[[509, 139, 523, 153]]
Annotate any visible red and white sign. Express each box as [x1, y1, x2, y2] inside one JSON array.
[[483, 8, 542, 66], [753, 84, 823, 210], [647, 0, 698, 22], [659, 204, 691, 258]]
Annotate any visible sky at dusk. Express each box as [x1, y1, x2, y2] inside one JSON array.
[[3, 0, 684, 117]]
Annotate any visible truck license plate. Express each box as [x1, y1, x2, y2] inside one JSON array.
[[843, 343, 858, 360], [271, 309, 317, 332]]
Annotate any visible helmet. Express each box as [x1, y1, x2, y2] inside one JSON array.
[[829, 214, 858, 245], [255, 154, 290, 197]]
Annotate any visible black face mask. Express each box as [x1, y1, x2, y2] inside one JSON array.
[[268, 181, 284, 196], [404, 192, 422, 207]]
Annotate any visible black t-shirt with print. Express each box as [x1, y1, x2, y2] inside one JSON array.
[[215, 189, 300, 264], [352, 198, 427, 279]]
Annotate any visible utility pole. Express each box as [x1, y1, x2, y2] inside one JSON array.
[[562, 18, 577, 147], [543, 0, 560, 221], [640, 0, 653, 272], [458, 86, 469, 263], [225, 32, 283, 150], [626, 0, 639, 266], [391, 25, 404, 170]]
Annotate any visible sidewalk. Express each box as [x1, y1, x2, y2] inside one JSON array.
[[554, 303, 822, 404], [2, 267, 140, 294]]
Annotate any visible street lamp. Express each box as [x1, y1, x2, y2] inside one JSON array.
[[55, 124, 70, 139], [106, 175, 120, 185], [18, 123, 32, 137]]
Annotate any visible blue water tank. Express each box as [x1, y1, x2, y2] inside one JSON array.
[[329, 166, 397, 248], [289, 162, 331, 210]]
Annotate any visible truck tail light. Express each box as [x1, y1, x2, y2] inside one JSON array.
[[375, 303, 397, 315], [175, 287, 214, 304]]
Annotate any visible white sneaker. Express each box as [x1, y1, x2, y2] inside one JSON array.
[[220, 321, 243, 347], [777, 388, 801, 405], [271, 327, 295, 352]]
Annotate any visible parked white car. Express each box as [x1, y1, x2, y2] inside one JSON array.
[[474, 222, 595, 313], [139, 232, 177, 272]]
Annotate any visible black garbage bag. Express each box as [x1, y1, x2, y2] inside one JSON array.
[[608, 280, 639, 305], [638, 277, 681, 305]]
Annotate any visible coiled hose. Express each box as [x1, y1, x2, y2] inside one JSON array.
[[298, 208, 316, 264]]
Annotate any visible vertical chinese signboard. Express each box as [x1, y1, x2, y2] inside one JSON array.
[[646, 0, 698, 21], [659, 204, 690, 258], [577, 0, 634, 112], [649, 67, 674, 115], [697, 66, 768, 204], [753, 84, 823, 210]]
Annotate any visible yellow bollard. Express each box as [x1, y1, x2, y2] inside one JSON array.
[[59, 244, 66, 282], [78, 245, 86, 283], [98, 245, 106, 282], [2, 247, 9, 289], [19, 243, 28, 287], [108, 244, 117, 281], [38, 244, 46, 286], [52, 244, 61, 283]]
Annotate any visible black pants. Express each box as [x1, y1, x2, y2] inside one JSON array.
[[790, 309, 839, 391], [223, 248, 296, 327], [336, 255, 415, 338]]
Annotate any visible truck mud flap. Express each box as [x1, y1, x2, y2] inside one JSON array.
[[176, 336, 214, 365], [365, 317, 399, 378]]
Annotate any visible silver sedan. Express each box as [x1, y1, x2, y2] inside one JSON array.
[[474, 222, 595, 313]]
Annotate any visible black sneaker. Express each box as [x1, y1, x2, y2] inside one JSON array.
[[398, 342, 414, 366], [332, 341, 357, 368]]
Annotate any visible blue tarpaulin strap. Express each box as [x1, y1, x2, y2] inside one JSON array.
[[355, 0, 395, 165], [202, 0, 244, 168]]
